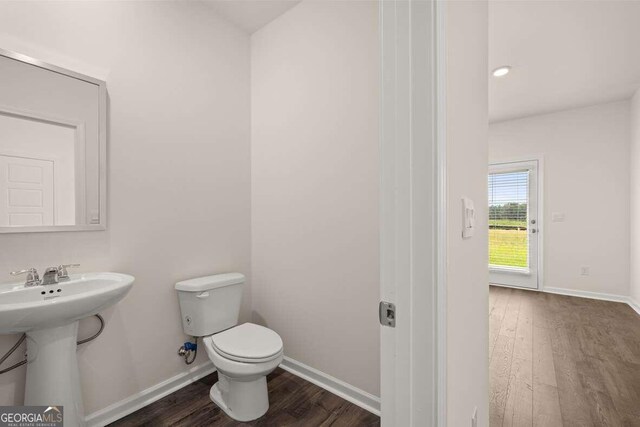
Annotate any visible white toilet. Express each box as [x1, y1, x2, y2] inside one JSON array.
[[175, 273, 283, 422]]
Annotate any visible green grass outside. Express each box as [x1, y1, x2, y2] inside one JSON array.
[[488, 218, 527, 228], [489, 228, 528, 268]]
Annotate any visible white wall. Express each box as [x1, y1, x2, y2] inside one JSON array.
[[489, 101, 631, 296], [251, 0, 380, 396], [445, 1, 490, 425], [630, 90, 640, 305], [0, 1, 251, 413]]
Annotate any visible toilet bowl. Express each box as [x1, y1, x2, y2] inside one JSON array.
[[203, 323, 283, 422], [175, 273, 283, 422]]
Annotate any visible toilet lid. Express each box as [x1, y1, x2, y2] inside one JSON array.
[[210, 323, 283, 362]]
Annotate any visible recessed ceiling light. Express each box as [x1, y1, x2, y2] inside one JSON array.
[[492, 66, 511, 77]]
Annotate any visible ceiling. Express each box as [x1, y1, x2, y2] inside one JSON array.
[[489, 0, 640, 122], [205, 0, 301, 34]]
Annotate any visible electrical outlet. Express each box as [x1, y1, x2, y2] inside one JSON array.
[[471, 407, 478, 427], [580, 266, 590, 276]]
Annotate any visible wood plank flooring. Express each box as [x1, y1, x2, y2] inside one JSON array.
[[109, 368, 380, 426], [489, 285, 640, 427]]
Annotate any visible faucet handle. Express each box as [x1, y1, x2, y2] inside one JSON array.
[[10, 268, 40, 286], [57, 264, 80, 280], [11, 267, 38, 276]]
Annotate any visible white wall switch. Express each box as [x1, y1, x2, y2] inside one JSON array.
[[462, 197, 475, 239], [580, 266, 590, 276], [552, 212, 565, 222]]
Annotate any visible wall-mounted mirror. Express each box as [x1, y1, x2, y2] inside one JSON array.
[[0, 48, 106, 233]]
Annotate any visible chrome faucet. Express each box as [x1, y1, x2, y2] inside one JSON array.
[[41, 267, 60, 285], [10, 268, 41, 287], [10, 264, 80, 287]]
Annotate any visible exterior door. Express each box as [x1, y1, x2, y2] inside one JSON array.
[[0, 154, 54, 226], [488, 160, 539, 289]]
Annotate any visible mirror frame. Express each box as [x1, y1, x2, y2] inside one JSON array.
[[0, 48, 107, 233]]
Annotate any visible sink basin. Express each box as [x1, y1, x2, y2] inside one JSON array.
[[0, 272, 134, 427], [0, 272, 134, 334]]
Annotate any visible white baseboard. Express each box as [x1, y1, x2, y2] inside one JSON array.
[[543, 286, 640, 316], [627, 297, 640, 316], [280, 356, 380, 416], [543, 287, 629, 303], [85, 362, 215, 427]]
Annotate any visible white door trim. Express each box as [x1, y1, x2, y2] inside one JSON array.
[[0, 105, 88, 225], [379, 0, 444, 425], [435, 1, 448, 425]]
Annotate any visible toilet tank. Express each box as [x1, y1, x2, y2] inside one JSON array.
[[175, 273, 244, 337]]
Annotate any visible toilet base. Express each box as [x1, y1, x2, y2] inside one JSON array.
[[210, 373, 269, 422]]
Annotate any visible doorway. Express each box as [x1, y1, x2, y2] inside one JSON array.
[[489, 160, 540, 289]]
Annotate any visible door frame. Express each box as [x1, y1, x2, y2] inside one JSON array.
[[488, 156, 545, 291], [379, 0, 446, 425], [0, 152, 56, 226]]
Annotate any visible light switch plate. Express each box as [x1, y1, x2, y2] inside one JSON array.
[[552, 212, 565, 222], [462, 197, 475, 239]]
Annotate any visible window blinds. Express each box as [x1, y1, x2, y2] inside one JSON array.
[[488, 171, 529, 269]]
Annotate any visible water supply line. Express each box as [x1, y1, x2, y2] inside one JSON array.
[[0, 334, 26, 374], [178, 337, 198, 365], [0, 314, 105, 375], [77, 314, 105, 345]]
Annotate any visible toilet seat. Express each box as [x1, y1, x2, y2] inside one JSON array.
[[205, 323, 283, 363]]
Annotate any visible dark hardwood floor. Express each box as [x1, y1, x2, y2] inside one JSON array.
[[489, 285, 640, 426], [109, 368, 380, 426]]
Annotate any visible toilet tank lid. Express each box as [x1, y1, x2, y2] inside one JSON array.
[[175, 273, 245, 292]]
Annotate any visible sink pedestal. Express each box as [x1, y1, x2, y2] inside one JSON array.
[[25, 322, 85, 427]]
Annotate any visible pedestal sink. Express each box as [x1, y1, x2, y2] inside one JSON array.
[[0, 272, 134, 427]]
